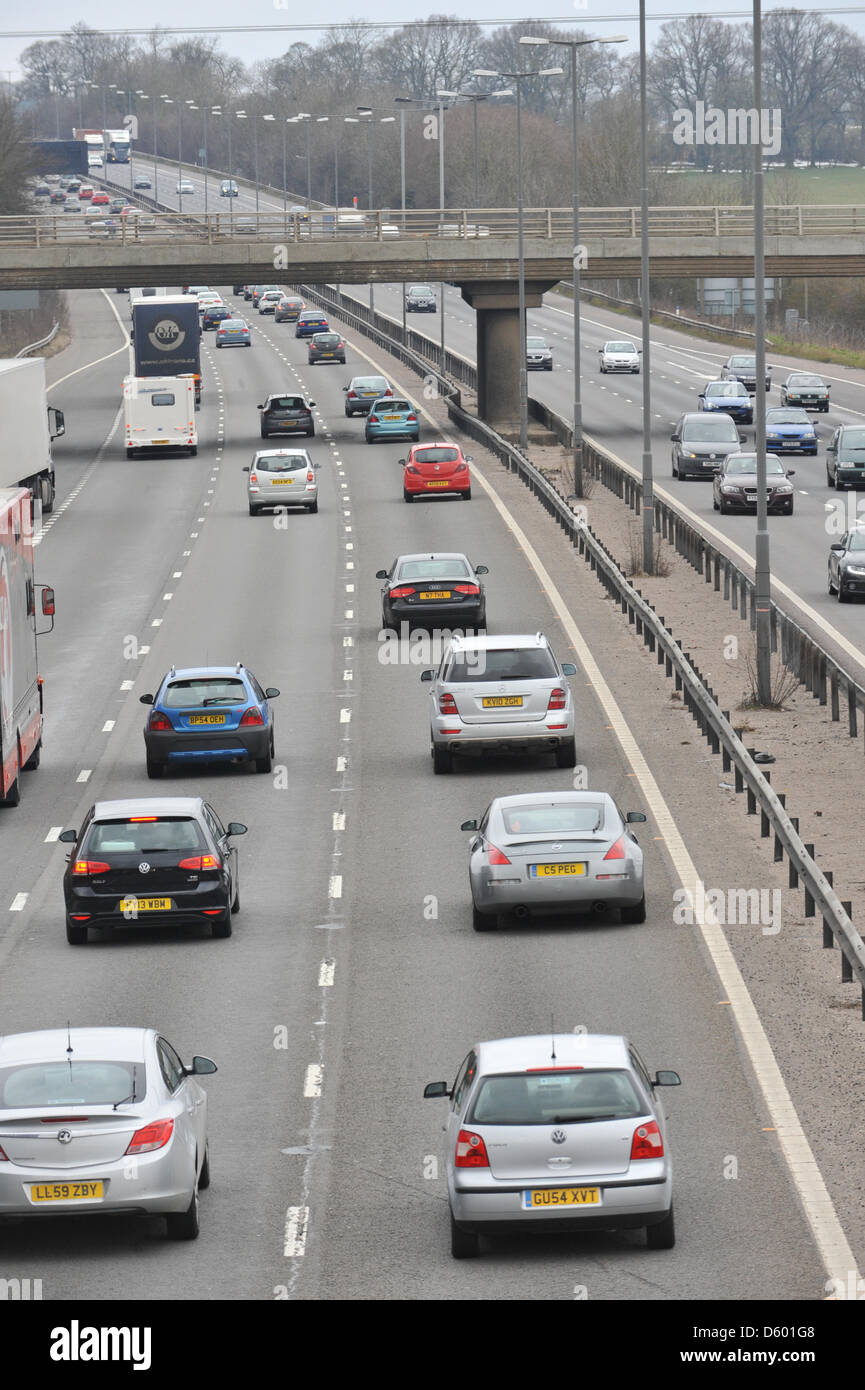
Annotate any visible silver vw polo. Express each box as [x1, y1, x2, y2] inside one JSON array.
[[421, 633, 577, 774], [0, 1027, 216, 1239], [424, 1033, 679, 1258], [462, 790, 647, 929]]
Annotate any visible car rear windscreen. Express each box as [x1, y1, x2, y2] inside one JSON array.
[[257, 455, 309, 473], [86, 817, 205, 854], [468, 1070, 645, 1125], [414, 447, 459, 463], [0, 1061, 142, 1109], [445, 648, 558, 683], [399, 559, 470, 581], [501, 803, 604, 834], [163, 678, 246, 707], [269, 398, 306, 410]]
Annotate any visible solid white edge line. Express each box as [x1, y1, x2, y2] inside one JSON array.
[[469, 456, 859, 1290]]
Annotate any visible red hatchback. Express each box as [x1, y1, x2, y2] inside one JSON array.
[[91, 191, 110, 206], [402, 442, 472, 503]]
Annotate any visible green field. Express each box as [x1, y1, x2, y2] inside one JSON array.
[[658, 165, 865, 205]]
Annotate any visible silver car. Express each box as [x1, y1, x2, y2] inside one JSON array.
[[0, 1027, 216, 1239], [344, 375, 391, 416], [421, 633, 577, 774], [599, 340, 640, 373], [462, 791, 646, 929], [526, 336, 553, 371], [424, 1033, 679, 1257], [243, 448, 318, 515]]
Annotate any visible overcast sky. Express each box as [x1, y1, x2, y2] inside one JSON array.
[[2, 2, 863, 85]]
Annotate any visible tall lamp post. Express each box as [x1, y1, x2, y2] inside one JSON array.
[[160, 95, 185, 211], [473, 61, 563, 451], [753, 0, 772, 703], [520, 33, 626, 497], [435, 90, 512, 207], [135, 90, 157, 192]]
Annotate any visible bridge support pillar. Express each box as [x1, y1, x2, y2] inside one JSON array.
[[460, 279, 557, 435]]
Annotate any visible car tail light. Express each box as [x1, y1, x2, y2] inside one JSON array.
[[630, 1120, 664, 1160], [439, 692, 458, 715], [407, 414, 417, 422], [390, 585, 416, 599], [240, 707, 264, 726], [72, 860, 111, 875], [384, 388, 393, 396], [454, 584, 479, 596], [603, 836, 626, 860], [547, 687, 567, 711], [455, 1129, 489, 1168], [0, 1144, 7, 1161], [348, 390, 357, 398], [407, 465, 420, 475], [250, 472, 258, 484], [368, 415, 379, 423], [178, 855, 219, 871], [148, 711, 172, 732], [486, 843, 511, 866], [125, 1118, 175, 1156], [307, 471, 314, 482]]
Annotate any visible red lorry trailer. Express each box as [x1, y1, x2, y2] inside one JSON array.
[[0, 488, 54, 806]]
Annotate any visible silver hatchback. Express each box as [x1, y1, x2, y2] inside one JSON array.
[[462, 791, 646, 929], [243, 448, 318, 515], [421, 633, 577, 773], [424, 1033, 679, 1257]]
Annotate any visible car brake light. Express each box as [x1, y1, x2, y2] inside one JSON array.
[[455, 1129, 489, 1168], [439, 692, 458, 715], [348, 390, 357, 398], [384, 388, 392, 396], [407, 465, 420, 475], [630, 1120, 664, 1160], [407, 414, 417, 422], [454, 584, 479, 595], [604, 836, 626, 860], [240, 707, 264, 726], [125, 1118, 174, 1156], [72, 860, 111, 875], [148, 711, 172, 732], [250, 472, 258, 484], [0, 1144, 7, 1161], [307, 471, 314, 482], [178, 855, 219, 870], [547, 687, 567, 711], [390, 585, 416, 599], [368, 415, 379, 423], [487, 843, 511, 866]]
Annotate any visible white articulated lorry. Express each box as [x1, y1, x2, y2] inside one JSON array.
[[0, 358, 65, 513]]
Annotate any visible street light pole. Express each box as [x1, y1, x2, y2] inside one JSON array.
[[753, 0, 772, 703], [638, 0, 654, 571]]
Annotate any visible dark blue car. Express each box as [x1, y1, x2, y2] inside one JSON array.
[[765, 407, 818, 455], [699, 380, 753, 424], [140, 664, 280, 778]]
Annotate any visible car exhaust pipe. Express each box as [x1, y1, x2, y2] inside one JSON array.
[[592, 901, 607, 914], [513, 904, 530, 919]]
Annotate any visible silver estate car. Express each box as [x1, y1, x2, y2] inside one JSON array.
[[0, 1027, 216, 1239], [243, 448, 318, 515], [421, 633, 577, 774], [424, 1033, 680, 1258], [462, 791, 646, 929]]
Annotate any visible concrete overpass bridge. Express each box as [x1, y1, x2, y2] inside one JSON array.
[[5, 201, 863, 433]]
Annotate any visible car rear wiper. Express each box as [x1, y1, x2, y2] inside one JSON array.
[[201, 697, 241, 706], [113, 1064, 138, 1110]]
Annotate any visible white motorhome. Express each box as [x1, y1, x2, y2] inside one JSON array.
[[123, 376, 197, 457]]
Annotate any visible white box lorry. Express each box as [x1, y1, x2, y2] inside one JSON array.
[[0, 358, 65, 513], [123, 376, 198, 457], [0, 486, 55, 806]]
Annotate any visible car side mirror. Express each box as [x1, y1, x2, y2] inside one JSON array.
[[561, 662, 577, 676], [460, 819, 478, 832], [786, 470, 795, 477], [226, 822, 247, 836], [827, 443, 836, 452], [626, 811, 647, 823], [242, 465, 250, 473], [308, 402, 316, 408], [398, 458, 406, 467], [465, 456, 473, 463], [670, 433, 680, 442], [738, 434, 747, 443], [342, 386, 349, 392], [420, 669, 435, 682], [830, 543, 845, 552], [264, 688, 280, 699], [653, 1071, 681, 1087], [424, 1081, 451, 1099], [698, 394, 705, 400], [58, 829, 78, 843], [188, 1056, 218, 1076], [475, 565, 489, 575], [712, 466, 722, 475], [375, 569, 388, 579], [257, 404, 264, 410], [139, 693, 154, 705]]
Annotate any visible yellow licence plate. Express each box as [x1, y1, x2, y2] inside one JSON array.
[[426, 481, 450, 488], [482, 696, 523, 707], [532, 863, 586, 877], [383, 414, 401, 421], [119, 897, 173, 912], [269, 479, 295, 485], [523, 1187, 599, 1208], [31, 1181, 104, 1202], [420, 590, 451, 600], [189, 713, 227, 723]]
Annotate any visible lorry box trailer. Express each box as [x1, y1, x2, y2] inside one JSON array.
[[0, 487, 55, 806], [130, 294, 201, 404], [123, 376, 198, 456], [0, 359, 65, 513]]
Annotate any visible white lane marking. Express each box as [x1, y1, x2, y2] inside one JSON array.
[[345, 562, 354, 570], [344, 609, 354, 619], [318, 960, 336, 987], [102, 720, 115, 732], [336, 755, 347, 771], [9, 894, 28, 912], [332, 812, 346, 831], [343, 669, 353, 681], [163, 592, 173, 601], [76, 770, 91, 783], [45, 827, 62, 842], [120, 680, 134, 691], [471, 447, 860, 1292], [283, 1206, 309, 1257], [328, 875, 343, 898], [151, 618, 163, 627], [343, 635, 354, 646], [304, 1064, 323, 1097], [139, 645, 150, 655]]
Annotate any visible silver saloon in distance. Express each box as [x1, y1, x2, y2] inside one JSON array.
[[424, 1033, 679, 1258], [462, 791, 646, 929], [422, 633, 577, 774], [0, 1027, 216, 1239]]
